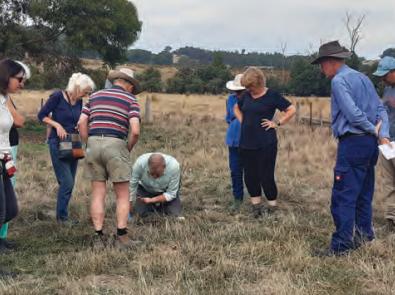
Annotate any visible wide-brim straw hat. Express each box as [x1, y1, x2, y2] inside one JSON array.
[[107, 68, 141, 95], [226, 74, 246, 91], [311, 40, 352, 64]]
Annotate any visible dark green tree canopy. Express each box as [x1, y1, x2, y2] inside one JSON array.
[[288, 58, 330, 96], [0, 0, 142, 65], [136, 67, 163, 93], [166, 54, 232, 94]]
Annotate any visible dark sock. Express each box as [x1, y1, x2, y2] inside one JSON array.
[[117, 228, 127, 236], [95, 230, 103, 236]]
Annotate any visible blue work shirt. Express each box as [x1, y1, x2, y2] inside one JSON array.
[[331, 64, 389, 139], [225, 94, 241, 147]]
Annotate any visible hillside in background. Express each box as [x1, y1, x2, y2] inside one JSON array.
[[126, 46, 306, 69], [81, 59, 179, 82]]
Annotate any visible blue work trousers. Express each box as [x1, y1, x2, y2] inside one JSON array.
[[228, 147, 244, 200], [330, 135, 378, 253]]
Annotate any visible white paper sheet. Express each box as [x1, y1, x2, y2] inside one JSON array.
[[379, 142, 395, 160]]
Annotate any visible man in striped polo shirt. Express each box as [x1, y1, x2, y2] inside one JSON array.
[[78, 68, 141, 250]]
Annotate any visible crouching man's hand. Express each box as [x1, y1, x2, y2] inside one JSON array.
[[137, 197, 153, 204]]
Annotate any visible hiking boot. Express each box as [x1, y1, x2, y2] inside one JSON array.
[[0, 240, 11, 254], [251, 204, 263, 219], [386, 219, 395, 232], [114, 234, 142, 250], [265, 205, 278, 215], [91, 234, 107, 250], [0, 268, 17, 278], [353, 235, 374, 250], [0, 238, 16, 250], [58, 219, 79, 227], [229, 199, 242, 213]]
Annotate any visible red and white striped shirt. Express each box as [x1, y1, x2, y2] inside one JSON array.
[[82, 85, 140, 138]]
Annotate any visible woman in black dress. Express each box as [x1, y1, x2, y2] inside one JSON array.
[[234, 67, 296, 217]]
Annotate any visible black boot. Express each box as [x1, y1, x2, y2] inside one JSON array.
[[0, 268, 17, 278], [387, 219, 395, 230], [251, 204, 263, 218], [0, 238, 16, 250], [0, 239, 10, 254]]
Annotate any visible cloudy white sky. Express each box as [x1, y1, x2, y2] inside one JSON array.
[[131, 0, 394, 59]]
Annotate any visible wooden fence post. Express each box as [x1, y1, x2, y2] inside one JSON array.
[[296, 102, 300, 124], [144, 95, 153, 123], [319, 108, 323, 127]]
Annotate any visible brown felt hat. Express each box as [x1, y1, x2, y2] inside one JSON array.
[[107, 68, 141, 95], [311, 41, 352, 64]]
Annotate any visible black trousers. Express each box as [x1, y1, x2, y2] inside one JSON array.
[[239, 145, 278, 200], [0, 161, 18, 228]]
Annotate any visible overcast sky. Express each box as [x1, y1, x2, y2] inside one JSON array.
[[131, 0, 394, 59]]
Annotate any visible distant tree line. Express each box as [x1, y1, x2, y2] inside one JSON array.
[[135, 53, 232, 94], [135, 47, 395, 97], [127, 46, 306, 69]]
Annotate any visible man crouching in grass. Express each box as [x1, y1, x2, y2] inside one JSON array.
[[130, 153, 182, 219]]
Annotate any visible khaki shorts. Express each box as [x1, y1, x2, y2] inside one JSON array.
[[85, 136, 130, 182]]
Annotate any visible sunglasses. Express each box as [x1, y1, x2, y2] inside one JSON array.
[[12, 76, 25, 83]]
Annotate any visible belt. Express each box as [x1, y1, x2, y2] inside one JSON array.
[[338, 132, 374, 141], [90, 134, 126, 140]]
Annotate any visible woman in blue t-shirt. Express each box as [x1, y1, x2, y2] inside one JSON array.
[[225, 74, 246, 213], [234, 67, 296, 218], [38, 73, 95, 225]]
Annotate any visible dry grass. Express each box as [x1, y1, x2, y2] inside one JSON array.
[[0, 93, 394, 295], [12, 90, 330, 122]]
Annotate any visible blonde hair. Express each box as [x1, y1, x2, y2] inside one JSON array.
[[241, 67, 266, 89], [66, 73, 95, 94]]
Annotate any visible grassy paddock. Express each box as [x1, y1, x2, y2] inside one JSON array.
[[12, 90, 330, 122], [0, 96, 394, 294]]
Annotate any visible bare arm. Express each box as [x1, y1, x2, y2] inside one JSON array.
[[233, 104, 243, 123], [7, 99, 25, 128], [77, 114, 89, 143], [261, 105, 296, 130], [139, 194, 167, 204], [42, 116, 68, 140], [128, 117, 140, 151], [278, 105, 296, 125]]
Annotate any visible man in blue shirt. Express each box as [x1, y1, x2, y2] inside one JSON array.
[[311, 41, 390, 256], [373, 56, 395, 231], [225, 74, 245, 213]]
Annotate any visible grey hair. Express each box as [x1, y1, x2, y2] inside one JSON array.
[[66, 73, 96, 94]]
